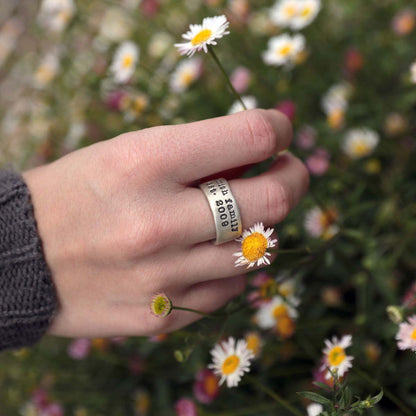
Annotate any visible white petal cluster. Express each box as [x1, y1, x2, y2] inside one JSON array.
[[262, 33, 305, 67], [110, 41, 140, 84], [342, 128, 379, 159], [270, 0, 321, 30]]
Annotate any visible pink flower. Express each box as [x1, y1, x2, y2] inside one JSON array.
[[295, 125, 317, 150], [31, 388, 49, 409], [275, 100, 296, 122], [306, 148, 330, 176], [396, 315, 416, 352], [68, 338, 91, 360], [105, 90, 127, 111], [392, 9, 415, 36], [344, 48, 364, 78], [402, 282, 416, 308], [141, 0, 160, 18], [230, 66, 251, 94], [40, 403, 64, 416], [193, 369, 220, 404], [175, 398, 198, 416]]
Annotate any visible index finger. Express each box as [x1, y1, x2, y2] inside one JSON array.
[[149, 109, 293, 184]]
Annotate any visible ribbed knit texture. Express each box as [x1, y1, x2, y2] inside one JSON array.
[[0, 170, 58, 350]]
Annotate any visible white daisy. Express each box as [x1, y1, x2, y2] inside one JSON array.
[[234, 222, 278, 268], [110, 41, 140, 84], [321, 82, 352, 115], [410, 61, 416, 84], [262, 33, 305, 67], [228, 95, 258, 114], [37, 0, 76, 32], [321, 335, 354, 379], [255, 295, 299, 330], [208, 337, 254, 388], [33, 50, 60, 88], [170, 57, 202, 93], [304, 206, 339, 240], [291, 0, 321, 30], [307, 403, 323, 416], [396, 315, 416, 352], [270, 0, 300, 28], [342, 128, 379, 159], [174, 15, 230, 57]]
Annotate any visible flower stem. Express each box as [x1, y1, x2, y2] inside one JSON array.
[[245, 375, 303, 416], [208, 46, 247, 110], [172, 306, 219, 319]]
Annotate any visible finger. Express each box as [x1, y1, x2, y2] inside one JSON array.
[[140, 109, 292, 184], [174, 152, 309, 245], [178, 237, 278, 285], [113, 275, 247, 336]]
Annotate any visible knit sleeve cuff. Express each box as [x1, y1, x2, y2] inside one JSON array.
[[0, 170, 58, 350]]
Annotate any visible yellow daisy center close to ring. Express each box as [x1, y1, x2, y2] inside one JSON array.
[[411, 328, 416, 340], [328, 346, 346, 366], [222, 354, 240, 375], [191, 29, 213, 46], [241, 232, 268, 262]]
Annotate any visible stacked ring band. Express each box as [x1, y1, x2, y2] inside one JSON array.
[[199, 178, 242, 245]]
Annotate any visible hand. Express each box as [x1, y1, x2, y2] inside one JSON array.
[[23, 109, 309, 338]]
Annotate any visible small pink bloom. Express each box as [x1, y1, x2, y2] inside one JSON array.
[[295, 125, 317, 150], [40, 403, 64, 416], [392, 9, 415, 36], [344, 48, 364, 78], [402, 282, 416, 308], [230, 66, 251, 94], [193, 369, 220, 404], [275, 100, 296, 122], [175, 398, 198, 416], [396, 315, 416, 351], [306, 148, 330, 176], [141, 0, 160, 18], [31, 388, 49, 409], [105, 90, 127, 111], [68, 338, 91, 360]]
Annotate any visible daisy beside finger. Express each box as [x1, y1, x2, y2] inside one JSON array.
[[174, 15, 230, 57], [234, 222, 278, 268]]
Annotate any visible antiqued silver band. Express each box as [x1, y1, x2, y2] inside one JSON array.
[[199, 178, 242, 245]]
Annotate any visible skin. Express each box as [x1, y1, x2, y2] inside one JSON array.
[[23, 108, 309, 339]]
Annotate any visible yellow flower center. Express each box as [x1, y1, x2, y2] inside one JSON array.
[[204, 373, 218, 395], [276, 315, 295, 338], [36, 66, 55, 84], [328, 346, 346, 366], [246, 333, 261, 356], [301, 6, 312, 17], [398, 15, 415, 34], [328, 108, 345, 129], [222, 354, 240, 375], [151, 294, 172, 317], [284, 5, 296, 18], [122, 54, 134, 69], [411, 328, 416, 340], [272, 304, 288, 319], [278, 44, 293, 57], [241, 232, 268, 262], [180, 71, 194, 86], [191, 29, 212, 46], [133, 96, 148, 113], [351, 140, 370, 157]]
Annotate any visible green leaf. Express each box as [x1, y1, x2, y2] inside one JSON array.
[[297, 391, 332, 405], [370, 389, 384, 405], [313, 382, 333, 392]]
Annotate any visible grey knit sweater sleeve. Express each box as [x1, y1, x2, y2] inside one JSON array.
[[0, 170, 58, 350]]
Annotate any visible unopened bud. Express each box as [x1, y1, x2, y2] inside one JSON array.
[[386, 305, 404, 324]]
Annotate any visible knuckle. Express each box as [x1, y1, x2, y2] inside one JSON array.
[[265, 178, 293, 223], [243, 109, 277, 159]]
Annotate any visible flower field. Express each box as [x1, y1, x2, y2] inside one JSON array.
[[0, 0, 416, 415]]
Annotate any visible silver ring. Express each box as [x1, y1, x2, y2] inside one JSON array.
[[199, 178, 242, 245]]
